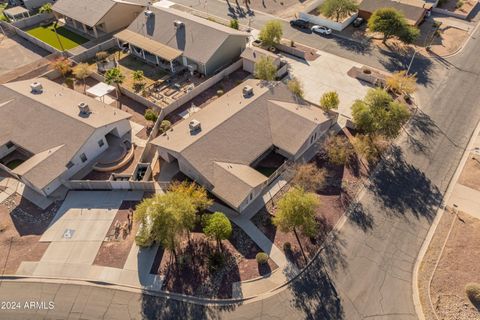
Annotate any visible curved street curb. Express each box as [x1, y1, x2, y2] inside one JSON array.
[[411, 117, 480, 320]]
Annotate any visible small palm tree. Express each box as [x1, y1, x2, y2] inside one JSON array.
[[104, 67, 125, 107], [132, 70, 145, 92]]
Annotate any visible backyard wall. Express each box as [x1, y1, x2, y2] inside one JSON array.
[[70, 38, 116, 63], [299, 0, 358, 31], [0, 21, 61, 54], [432, 7, 471, 19], [11, 13, 53, 29], [275, 42, 306, 59]]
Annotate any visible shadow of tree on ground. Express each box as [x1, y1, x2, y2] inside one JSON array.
[[288, 233, 346, 320], [368, 146, 442, 222]]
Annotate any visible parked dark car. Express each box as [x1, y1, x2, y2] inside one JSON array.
[[290, 19, 310, 29], [352, 17, 365, 28]]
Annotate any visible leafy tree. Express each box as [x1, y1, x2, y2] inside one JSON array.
[[320, 91, 340, 111], [292, 163, 326, 192], [134, 193, 196, 261], [39, 3, 53, 14], [324, 135, 354, 166], [169, 181, 213, 212], [72, 63, 91, 93], [352, 134, 389, 164], [386, 70, 417, 95], [96, 51, 109, 62], [352, 88, 410, 138], [160, 120, 171, 133], [287, 77, 304, 98], [259, 20, 283, 47], [52, 57, 71, 79], [368, 8, 419, 44], [144, 109, 158, 125], [254, 56, 277, 81], [320, 0, 358, 22], [203, 212, 232, 251], [273, 187, 319, 262], [230, 19, 239, 30]]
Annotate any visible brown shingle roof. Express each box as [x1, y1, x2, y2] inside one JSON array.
[[359, 0, 426, 24]]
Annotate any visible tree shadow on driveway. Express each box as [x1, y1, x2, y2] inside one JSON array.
[[368, 146, 442, 222], [378, 48, 433, 86]]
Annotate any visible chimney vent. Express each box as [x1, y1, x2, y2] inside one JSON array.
[[243, 85, 253, 97], [189, 119, 201, 133], [30, 82, 43, 94], [78, 102, 90, 116], [174, 20, 184, 28]]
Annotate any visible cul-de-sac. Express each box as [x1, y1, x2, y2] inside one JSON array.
[[0, 0, 479, 319]]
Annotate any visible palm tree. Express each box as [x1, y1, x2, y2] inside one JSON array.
[[104, 67, 125, 108]]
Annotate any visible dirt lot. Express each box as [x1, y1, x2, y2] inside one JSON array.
[[0, 35, 49, 76], [151, 221, 277, 298], [419, 209, 480, 320], [0, 194, 60, 274], [457, 155, 480, 192], [93, 201, 138, 269], [438, 0, 477, 16]]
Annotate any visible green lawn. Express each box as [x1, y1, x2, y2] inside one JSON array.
[[0, 3, 8, 22], [26, 23, 88, 50]]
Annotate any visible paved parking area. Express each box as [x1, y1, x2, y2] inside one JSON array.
[[0, 35, 49, 76], [283, 51, 372, 119], [16, 191, 164, 291]]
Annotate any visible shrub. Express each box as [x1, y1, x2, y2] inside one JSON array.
[[65, 77, 75, 89], [283, 242, 292, 252], [160, 120, 171, 133], [456, 0, 464, 9], [466, 283, 480, 306], [217, 89, 224, 96], [256, 252, 269, 264], [96, 51, 109, 61], [230, 19, 239, 30], [144, 109, 158, 123], [208, 252, 225, 272]]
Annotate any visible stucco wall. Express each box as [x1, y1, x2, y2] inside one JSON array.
[[99, 3, 144, 34], [205, 35, 247, 75]]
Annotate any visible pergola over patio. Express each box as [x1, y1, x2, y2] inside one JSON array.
[[3, 6, 30, 22], [115, 29, 183, 73]]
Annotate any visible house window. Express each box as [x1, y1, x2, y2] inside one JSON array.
[[310, 136, 314, 144], [98, 139, 104, 147], [6, 141, 14, 149], [80, 153, 88, 163], [249, 193, 253, 201], [66, 161, 74, 169]]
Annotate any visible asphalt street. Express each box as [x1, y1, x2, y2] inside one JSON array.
[[1, 2, 480, 319]]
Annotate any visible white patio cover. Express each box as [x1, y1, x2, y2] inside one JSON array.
[[86, 82, 116, 98]]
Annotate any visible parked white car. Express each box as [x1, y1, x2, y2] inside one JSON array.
[[311, 25, 332, 35]]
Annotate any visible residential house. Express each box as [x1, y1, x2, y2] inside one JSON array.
[[358, 0, 431, 26], [114, 5, 249, 75], [150, 80, 334, 212], [52, 0, 145, 38], [0, 78, 132, 197]]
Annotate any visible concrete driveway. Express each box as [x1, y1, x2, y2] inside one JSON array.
[[283, 51, 372, 120], [17, 191, 163, 290]]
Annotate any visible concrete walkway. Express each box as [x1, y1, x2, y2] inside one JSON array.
[[0, 176, 52, 209]]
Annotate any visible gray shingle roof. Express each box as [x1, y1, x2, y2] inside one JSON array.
[[124, 5, 249, 65], [0, 79, 131, 191], [151, 79, 331, 208]]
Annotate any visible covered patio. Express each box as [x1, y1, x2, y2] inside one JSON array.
[[114, 29, 183, 73], [55, 15, 103, 39], [3, 6, 30, 22]]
